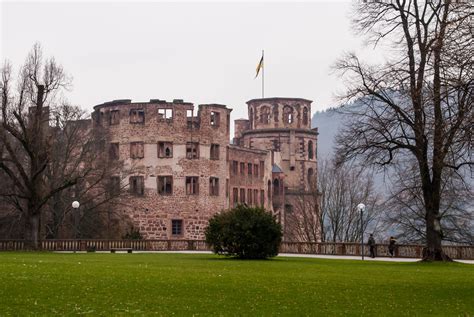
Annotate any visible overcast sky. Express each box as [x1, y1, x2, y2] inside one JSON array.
[[1, 1, 384, 124]]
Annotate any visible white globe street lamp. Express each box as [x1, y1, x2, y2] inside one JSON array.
[[357, 203, 366, 260], [72, 201, 80, 209]]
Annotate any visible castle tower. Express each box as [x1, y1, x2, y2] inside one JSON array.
[[238, 97, 320, 241]]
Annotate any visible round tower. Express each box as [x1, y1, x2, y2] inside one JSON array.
[[243, 97, 317, 193]]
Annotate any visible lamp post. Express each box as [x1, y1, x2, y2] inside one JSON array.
[[357, 203, 365, 260], [72, 201, 80, 239]]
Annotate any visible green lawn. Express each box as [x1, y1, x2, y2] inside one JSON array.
[[0, 253, 472, 316]]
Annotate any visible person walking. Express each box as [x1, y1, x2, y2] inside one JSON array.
[[368, 234, 376, 258], [388, 236, 397, 258]]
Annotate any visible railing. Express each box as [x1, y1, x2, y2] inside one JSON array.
[[0, 239, 472, 259]]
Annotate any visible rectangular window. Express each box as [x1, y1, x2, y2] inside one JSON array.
[[240, 162, 245, 176], [187, 109, 199, 129], [233, 188, 238, 207], [158, 142, 173, 158], [109, 110, 120, 125], [129, 176, 144, 196], [171, 219, 183, 236], [248, 189, 252, 205], [254, 164, 259, 177], [232, 161, 238, 175], [109, 143, 119, 160], [254, 189, 259, 206], [260, 161, 265, 178], [186, 142, 199, 159], [260, 190, 265, 207], [210, 111, 220, 127], [226, 179, 229, 198], [109, 176, 121, 196], [210, 144, 220, 160], [130, 142, 144, 159], [240, 188, 245, 204], [209, 177, 219, 196], [248, 163, 252, 176], [129, 109, 145, 124], [273, 139, 280, 151], [158, 108, 173, 121], [186, 176, 199, 195], [157, 176, 173, 195]]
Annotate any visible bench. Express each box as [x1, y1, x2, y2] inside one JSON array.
[[110, 248, 133, 253]]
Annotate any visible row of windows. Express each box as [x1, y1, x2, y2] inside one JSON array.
[[232, 187, 265, 207], [250, 106, 309, 125], [231, 160, 265, 178], [126, 176, 220, 196], [109, 142, 220, 160], [97, 108, 222, 127]]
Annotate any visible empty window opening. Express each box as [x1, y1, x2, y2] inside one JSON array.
[[209, 177, 219, 196], [109, 176, 121, 196], [158, 142, 173, 158], [130, 109, 145, 124], [109, 143, 119, 160], [158, 108, 173, 121], [248, 163, 253, 176], [210, 111, 220, 127], [210, 144, 220, 160], [273, 179, 280, 196], [110, 110, 120, 125], [302, 107, 309, 126], [186, 142, 199, 159], [130, 142, 144, 159], [260, 106, 270, 124], [240, 188, 246, 204], [308, 141, 314, 160], [186, 176, 199, 195], [233, 188, 239, 207], [129, 176, 144, 196], [240, 162, 245, 176], [283, 106, 294, 124], [158, 176, 173, 195], [232, 161, 238, 175]]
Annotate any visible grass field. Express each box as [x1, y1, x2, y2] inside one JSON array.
[[0, 252, 472, 316]]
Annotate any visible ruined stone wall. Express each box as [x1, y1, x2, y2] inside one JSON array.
[[92, 99, 232, 239], [227, 145, 273, 211]]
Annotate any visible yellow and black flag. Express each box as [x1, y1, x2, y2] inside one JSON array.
[[255, 53, 264, 78]]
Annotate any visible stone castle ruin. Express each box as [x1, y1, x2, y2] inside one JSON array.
[[92, 97, 320, 241]]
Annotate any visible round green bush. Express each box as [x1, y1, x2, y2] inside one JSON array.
[[205, 205, 282, 259]]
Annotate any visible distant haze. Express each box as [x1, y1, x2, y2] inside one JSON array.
[[1, 1, 386, 132]]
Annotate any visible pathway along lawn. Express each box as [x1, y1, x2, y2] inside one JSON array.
[[0, 253, 472, 316]]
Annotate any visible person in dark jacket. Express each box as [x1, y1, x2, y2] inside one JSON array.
[[388, 236, 396, 258], [368, 234, 376, 258]]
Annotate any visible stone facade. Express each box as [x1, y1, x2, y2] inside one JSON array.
[[91, 97, 320, 241]]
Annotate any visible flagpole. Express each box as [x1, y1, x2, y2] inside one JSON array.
[[262, 50, 264, 98]]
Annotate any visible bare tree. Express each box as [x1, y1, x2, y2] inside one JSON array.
[[385, 162, 473, 245], [334, 1, 473, 260], [318, 159, 383, 243], [0, 44, 126, 248]]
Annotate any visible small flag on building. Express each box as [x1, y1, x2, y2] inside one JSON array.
[[255, 53, 264, 78]]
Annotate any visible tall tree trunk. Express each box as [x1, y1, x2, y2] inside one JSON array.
[[24, 208, 41, 250]]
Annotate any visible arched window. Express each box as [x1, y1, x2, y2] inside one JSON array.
[[260, 106, 270, 124], [308, 141, 314, 159], [283, 106, 294, 124], [308, 168, 314, 184], [273, 179, 280, 195], [249, 108, 253, 127], [165, 147, 171, 157], [303, 107, 308, 126]]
